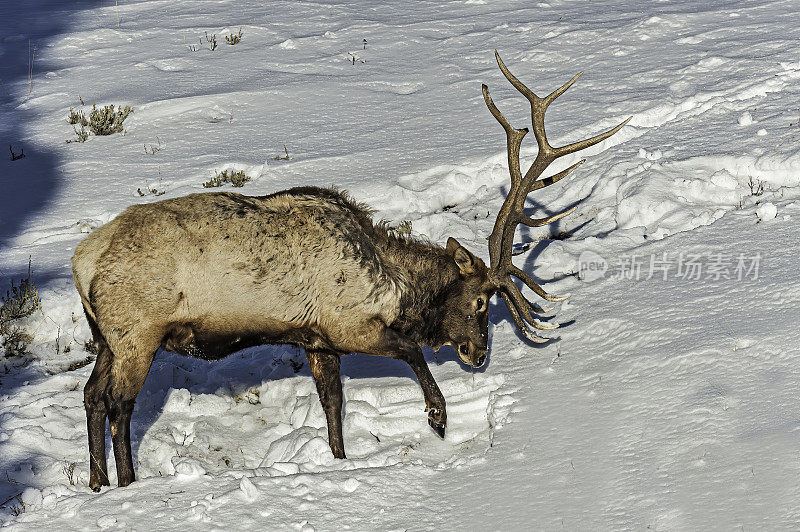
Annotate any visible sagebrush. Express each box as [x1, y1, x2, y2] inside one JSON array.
[[202, 169, 252, 188], [67, 104, 133, 142], [225, 28, 243, 45], [0, 263, 41, 357], [89, 104, 133, 135]]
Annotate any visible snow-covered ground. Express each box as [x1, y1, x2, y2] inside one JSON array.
[[1, 0, 799, 529]]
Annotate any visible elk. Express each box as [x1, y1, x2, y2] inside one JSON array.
[[72, 51, 628, 490]]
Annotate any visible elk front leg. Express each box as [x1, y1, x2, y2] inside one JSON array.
[[306, 350, 346, 458], [348, 324, 447, 438]]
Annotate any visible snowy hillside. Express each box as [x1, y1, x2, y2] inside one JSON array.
[[2, 0, 800, 529]]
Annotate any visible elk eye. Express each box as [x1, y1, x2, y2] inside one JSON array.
[[476, 298, 484, 311]]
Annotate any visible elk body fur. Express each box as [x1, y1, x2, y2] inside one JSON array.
[[74, 186, 493, 490], [75, 188, 407, 358]]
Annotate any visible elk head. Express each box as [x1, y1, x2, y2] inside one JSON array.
[[441, 236, 495, 367], [478, 50, 630, 344]]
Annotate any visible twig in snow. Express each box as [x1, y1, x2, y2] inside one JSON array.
[[27, 40, 36, 98], [273, 145, 290, 160], [46, 316, 62, 354], [9, 145, 24, 161], [721, 318, 740, 351], [0, 492, 23, 508]]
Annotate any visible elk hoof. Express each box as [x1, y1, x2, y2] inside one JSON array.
[[91, 486, 101, 493], [428, 417, 446, 438], [427, 408, 446, 438]]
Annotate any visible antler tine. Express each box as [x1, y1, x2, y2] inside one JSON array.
[[499, 292, 551, 343], [482, 84, 528, 188], [499, 280, 561, 331], [494, 50, 538, 103], [553, 116, 632, 159], [542, 71, 583, 107], [525, 72, 586, 166], [531, 159, 585, 192], [511, 265, 570, 302], [520, 205, 577, 228], [532, 319, 560, 331], [494, 50, 554, 159]]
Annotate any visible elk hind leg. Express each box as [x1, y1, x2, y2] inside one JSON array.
[[306, 350, 346, 459], [83, 310, 113, 491], [104, 336, 159, 487]]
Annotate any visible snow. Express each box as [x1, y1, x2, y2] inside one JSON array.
[[756, 202, 778, 222], [2, 0, 800, 529]]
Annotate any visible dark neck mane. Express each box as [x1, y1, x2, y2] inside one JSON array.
[[378, 230, 458, 347]]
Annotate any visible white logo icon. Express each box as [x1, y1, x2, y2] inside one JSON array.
[[578, 251, 608, 282]]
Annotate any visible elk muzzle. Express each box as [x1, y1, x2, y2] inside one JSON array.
[[457, 340, 487, 368]]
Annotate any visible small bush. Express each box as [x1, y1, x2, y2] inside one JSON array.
[[202, 174, 225, 188], [144, 137, 162, 155], [0, 272, 41, 324], [234, 387, 260, 405], [9, 495, 24, 517], [0, 262, 41, 357], [1, 327, 33, 357], [137, 186, 165, 197], [225, 28, 243, 45], [67, 124, 89, 143], [748, 176, 765, 196], [62, 462, 77, 485], [88, 104, 133, 136], [205, 32, 217, 51], [203, 169, 251, 188], [66, 107, 89, 143], [67, 107, 88, 126], [9, 145, 25, 161], [66, 103, 133, 142], [390, 220, 412, 236], [273, 145, 290, 161]]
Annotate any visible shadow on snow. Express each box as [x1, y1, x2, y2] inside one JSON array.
[[0, 0, 107, 517]]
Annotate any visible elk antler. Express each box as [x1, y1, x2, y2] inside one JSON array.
[[483, 50, 631, 343]]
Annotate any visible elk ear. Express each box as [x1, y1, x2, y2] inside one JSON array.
[[446, 237, 476, 276]]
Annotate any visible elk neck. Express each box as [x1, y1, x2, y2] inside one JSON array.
[[381, 234, 459, 347]]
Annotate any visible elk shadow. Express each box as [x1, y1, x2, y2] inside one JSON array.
[[0, 262, 97, 513], [127, 339, 475, 468], [0, 0, 105, 248], [0, 0, 108, 514]]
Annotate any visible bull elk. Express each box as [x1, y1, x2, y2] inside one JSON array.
[[72, 51, 628, 490]]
